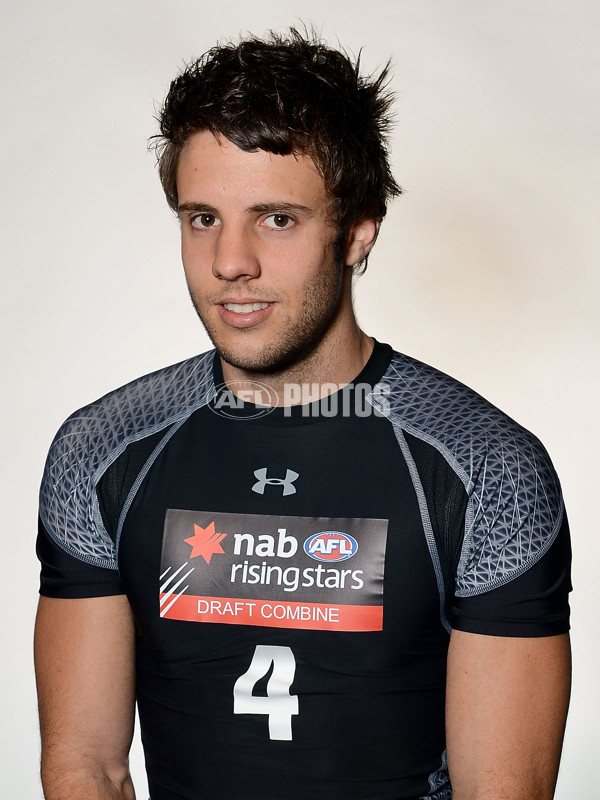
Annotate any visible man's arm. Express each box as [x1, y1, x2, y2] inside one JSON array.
[[34, 595, 137, 800], [446, 630, 571, 800]]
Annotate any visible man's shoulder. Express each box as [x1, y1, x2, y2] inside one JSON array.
[[378, 349, 565, 597], [378, 349, 547, 463], [39, 351, 216, 561], [49, 349, 216, 451]]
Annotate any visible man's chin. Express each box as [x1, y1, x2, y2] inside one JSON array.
[[195, 313, 288, 374], [217, 348, 300, 376], [214, 338, 321, 377]]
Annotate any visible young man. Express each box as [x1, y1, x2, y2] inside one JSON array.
[[35, 29, 571, 800]]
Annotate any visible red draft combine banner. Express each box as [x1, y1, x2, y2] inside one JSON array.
[[160, 593, 383, 631]]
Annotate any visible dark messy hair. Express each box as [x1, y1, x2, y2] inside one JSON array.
[[152, 27, 401, 271]]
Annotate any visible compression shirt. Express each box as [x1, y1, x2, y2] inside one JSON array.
[[37, 342, 571, 799]]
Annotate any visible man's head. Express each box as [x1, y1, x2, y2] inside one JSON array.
[[154, 27, 401, 272]]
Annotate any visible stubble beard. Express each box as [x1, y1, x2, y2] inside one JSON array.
[[189, 250, 345, 377]]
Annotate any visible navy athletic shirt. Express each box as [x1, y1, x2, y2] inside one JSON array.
[[37, 342, 571, 799]]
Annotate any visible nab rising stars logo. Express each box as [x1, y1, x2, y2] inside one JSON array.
[[303, 531, 358, 562]]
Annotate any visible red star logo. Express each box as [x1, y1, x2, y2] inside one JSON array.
[[184, 521, 227, 564]]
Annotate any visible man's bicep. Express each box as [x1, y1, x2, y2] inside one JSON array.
[[34, 595, 137, 795], [446, 629, 571, 800]]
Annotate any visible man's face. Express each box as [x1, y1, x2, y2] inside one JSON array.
[[176, 131, 348, 375]]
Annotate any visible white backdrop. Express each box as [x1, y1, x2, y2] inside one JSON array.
[[1, 1, 597, 797]]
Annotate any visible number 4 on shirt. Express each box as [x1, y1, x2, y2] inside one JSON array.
[[233, 645, 299, 740]]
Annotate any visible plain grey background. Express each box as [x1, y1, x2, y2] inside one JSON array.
[[1, 1, 598, 797]]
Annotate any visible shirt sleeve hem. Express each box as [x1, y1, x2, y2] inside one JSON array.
[[39, 583, 125, 599], [451, 611, 570, 638]]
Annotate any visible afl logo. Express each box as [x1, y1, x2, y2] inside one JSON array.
[[304, 531, 358, 562]]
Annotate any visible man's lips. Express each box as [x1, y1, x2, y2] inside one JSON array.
[[217, 300, 275, 329]]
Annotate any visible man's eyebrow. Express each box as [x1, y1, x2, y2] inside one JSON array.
[[249, 202, 315, 217], [177, 202, 218, 215]]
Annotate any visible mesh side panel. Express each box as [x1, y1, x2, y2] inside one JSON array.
[[404, 430, 468, 614], [97, 428, 171, 542]]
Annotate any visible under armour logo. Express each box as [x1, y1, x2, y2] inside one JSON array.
[[252, 468, 299, 496]]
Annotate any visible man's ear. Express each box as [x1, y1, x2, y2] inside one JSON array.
[[344, 218, 380, 266]]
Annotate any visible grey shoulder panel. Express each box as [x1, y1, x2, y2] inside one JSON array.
[[39, 351, 216, 569], [370, 352, 564, 597]]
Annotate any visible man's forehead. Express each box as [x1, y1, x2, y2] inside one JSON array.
[[176, 130, 326, 205]]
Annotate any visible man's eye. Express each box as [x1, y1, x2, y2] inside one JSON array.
[[265, 214, 292, 229], [192, 213, 219, 229]]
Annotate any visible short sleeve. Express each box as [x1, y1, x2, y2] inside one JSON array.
[[451, 510, 572, 636], [37, 516, 123, 598], [36, 351, 217, 599], [376, 350, 572, 639]]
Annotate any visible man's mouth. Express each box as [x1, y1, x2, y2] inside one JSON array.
[[216, 300, 276, 329], [222, 302, 273, 313]]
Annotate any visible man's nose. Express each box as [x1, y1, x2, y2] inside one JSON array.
[[212, 224, 261, 281]]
